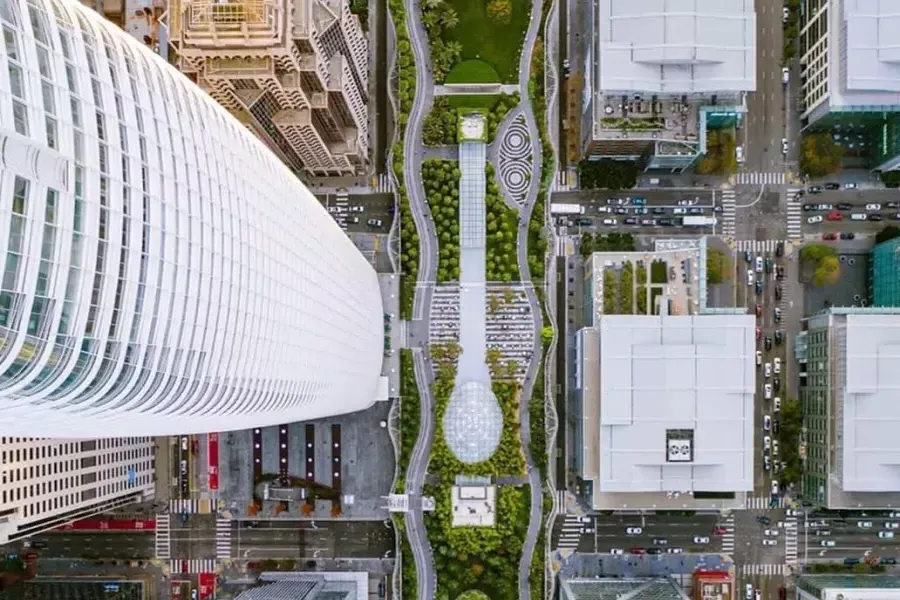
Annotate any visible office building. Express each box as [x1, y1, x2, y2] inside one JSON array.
[[795, 309, 900, 508], [0, 0, 386, 437], [799, 0, 900, 171], [871, 237, 900, 307], [0, 437, 155, 543], [797, 574, 900, 600], [586, 0, 755, 170], [167, 0, 368, 176]]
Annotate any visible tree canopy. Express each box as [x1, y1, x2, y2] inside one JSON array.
[[695, 129, 737, 176], [577, 160, 639, 190], [706, 248, 733, 284], [800, 133, 843, 178]]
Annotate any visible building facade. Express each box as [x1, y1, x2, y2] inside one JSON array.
[[0, 436, 155, 543], [167, 0, 368, 176], [871, 237, 900, 307], [0, 0, 386, 437], [797, 574, 900, 600]]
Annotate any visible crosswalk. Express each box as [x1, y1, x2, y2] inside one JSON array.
[[736, 172, 786, 185], [786, 189, 803, 240], [552, 170, 576, 192], [155, 513, 170, 560], [169, 559, 218, 574], [734, 239, 784, 254], [373, 173, 393, 193], [720, 188, 736, 237], [741, 563, 790, 576], [557, 514, 583, 549], [745, 495, 787, 509], [215, 516, 232, 559], [170, 498, 201, 514], [784, 513, 799, 564], [720, 513, 735, 554]]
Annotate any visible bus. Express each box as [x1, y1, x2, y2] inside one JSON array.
[[550, 203, 585, 215]]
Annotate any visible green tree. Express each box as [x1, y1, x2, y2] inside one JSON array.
[[486, 0, 512, 23], [875, 225, 900, 245], [540, 326, 553, 345], [800, 133, 843, 177], [813, 255, 841, 286], [696, 130, 738, 175], [800, 243, 837, 262], [706, 248, 733, 284]]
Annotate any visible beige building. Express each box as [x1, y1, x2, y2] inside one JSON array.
[[168, 0, 369, 175]]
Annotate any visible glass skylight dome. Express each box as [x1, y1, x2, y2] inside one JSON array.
[[443, 380, 502, 464]]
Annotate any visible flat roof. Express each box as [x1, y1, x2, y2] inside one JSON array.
[[597, 0, 756, 94], [595, 314, 755, 493], [843, 0, 900, 94], [841, 313, 900, 492]]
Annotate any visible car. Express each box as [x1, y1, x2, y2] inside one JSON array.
[[764, 362, 772, 378], [633, 197, 647, 205], [366, 218, 383, 227], [776, 265, 785, 279], [350, 205, 364, 213], [624, 217, 637, 225], [181, 436, 188, 451], [802, 203, 816, 212], [826, 211, 843, 221], [667, 548, 684, 554], [755, 256, 763, 273], [764, 336, 772, 350], [765, 258, 773, 273], [756, 304, 763, 318], [893, 213, 900, 220], [602, 218, 618, 225], [764, 415, 772, 430], [762, 539, 777, 546], [736, 145, 744, 163], [596, 206, 610, 213], [808, 185, 823, 194], [774, 329, 783, 344], [850, 213, 868, 221], [746, 584, 754, 600], [713, 525, 727, 535], [744, 250, 753, 263], [763, 455, 771, 471], [773, 440, 779, 456], [823, 182, 841, 190], [755, 279, 763, 295], [774, 307, 782, 322], [678, 199, 692, 206], [630, 547, 647, 555], [327, 206, 340, 214], [652, 207, 666, 215], [858, 521, 873, 528], [764, 384, 772, 400], [616, 198, 629, 205], [866, 203, 882, 211], [689, 207, 703, 215], [815, 529, 831, 536], [774, 377, 781, 391], [673, 207, 687, 215], [844, 182, 858, 189], [840, 232, 856, 240], [818, 203, 834, 211], [658, 218, 674, 226], [823, 232, 837, 241], [774, 357, 781, 374], [577, 218, 592, 226], [885, 522, 900, 529], [756, 326, 762, 341], [870, 214, 883, 221], [756, 350, 762, 366], [807, 215, 823, 224], [641, 219, 657, 226], [764, 529, 778, 536], [771, 480, 779, 494], [774, 397, 781, 412], [756, 591, 762, 600], [615, 207, 628, 215], [781, 68, 790, 84], [747, 269, 754, 286], [647, 547, 663, 555], [626, 527, 642, 535], [837, 202, 852, 211], [610, 548, 624, 555], [775, 285, 782, 300], [653, 538, 669, 545], [776, 241, 784, 257], [346, 216, 359, 224], [786, 509, 799, 517], [821, 540, 836, 547], [757, 515, 772, 525], [782, 6, 789, 21], [693, 536, 709, 544], [782, 138, 789, 154], [881, 557, 898, 565]]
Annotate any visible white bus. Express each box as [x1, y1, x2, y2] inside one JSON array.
[[550, 203, 585, 215]]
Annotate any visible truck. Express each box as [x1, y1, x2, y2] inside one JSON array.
[[550, 203, 585, 215], [682, 215, 717, 227]]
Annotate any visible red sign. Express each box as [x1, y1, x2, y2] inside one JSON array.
[[208, 433, 219, 490], [171, 583, 183, 600], [56, 519, 156, 531], [198, 572, 216, 600]]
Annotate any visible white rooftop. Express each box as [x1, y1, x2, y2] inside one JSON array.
[[597, 0, 756, 94], [597, 314, 755, 493], [841, 0, 900, 95], [841, 314, 900, 492], [451, 485, 496, 527]]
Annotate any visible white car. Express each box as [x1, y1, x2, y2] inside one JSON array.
[[773, 440, 779, 456], [774, 357, 781, 374], [745, 584, 753, 600], [786, 509, 800, 517], [678, 199, 691, 206], [771, 480, 779, 495], [764, 383, 773, 400], [736, 146, 744, 163], [845, 182, 858, 189], [764, 415, 771, 430], [858, 521, 873, 529], [866, 203, 882, 211], [851, 213, 868, 221], [747, 269, 754, 285], [764, 435, 771, 451], [763, 455, 771, 471], [879, 531, 895, 539], [755, 256, 763, 273], [673, 208, 687, 215], [667, 548, 684, 554], [602, 218, 618, 225], [782, 68, 790, 84], [782, 138, 789, 154], [756, 350, 762, 366], [756, 592, 762, 600], [885, 522, 900, 529], [349, 205, 364, 213], [597, 206, 611, 213], [782, 6, 789, 21], [808, 215, 823, 224], [764, 363, 772, 378], [626, 527, 642, 535], [764, 529, 778, 536], [610, 548, 624, 555], [762, 539, 777, 546], [821, 540, 835, 547], [774, 397, 781, 412], [693, 536, 710, 544]]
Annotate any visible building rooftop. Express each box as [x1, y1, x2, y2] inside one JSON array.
[[592, 314, 755, 493], [799, 574, 900, 600], [844, 0, 900, 94], [841, 313, 900, 492], [597, 0, 756, 94], [559, 576, 690, 600]]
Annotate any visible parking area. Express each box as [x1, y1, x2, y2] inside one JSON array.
[[799, 188, 900, 238], [802, 251, 870, 317], [316, 192, 394, 234], [9, 580, 147, 600]]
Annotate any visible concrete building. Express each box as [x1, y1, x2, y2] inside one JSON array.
[[0, 0, 386, 437], [693, 571, 733, 600], [559, 575, 690, 600], [235, 572, 368, 600], [797, 574, 900, 600], [167, 0, 368, 176], [78, 0, 167, 58], [795, 308, 900, 508], [586, 0, 756, 170], [799, 0, 900, 171], [870, 237, 900, 307], [0, 437, 155, 543]]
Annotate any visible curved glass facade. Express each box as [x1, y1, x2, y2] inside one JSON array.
[[0, 0, 384, 436]]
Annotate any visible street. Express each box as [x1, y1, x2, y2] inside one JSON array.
[[8, 532, 155, 560], [230, 520, 395, 560]]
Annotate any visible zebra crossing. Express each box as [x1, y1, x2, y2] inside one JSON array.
[[784, 513, 799, 564], [154, 513, 170, 560], [741, 563, 790, 576], [373, 173, 393, 193], [556, 514, 584, 549], [720, 188, 736, 237], [786, 188, 803, 240], [734, 239, 784, 254], [552, 170, 575, 192], [170, 498, 201, 514], [736, 172, 786, 185], [745, 495, 787, 509], [720, 513, 735, 554], [169, 559, 218, 574], [215, 516, 232, 559]]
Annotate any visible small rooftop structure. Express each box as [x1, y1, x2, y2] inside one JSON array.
[[459, 113, 487, 142], [559, 576, 690, 600], [451, 484, 496, 527], [597, 0, 756, 94]]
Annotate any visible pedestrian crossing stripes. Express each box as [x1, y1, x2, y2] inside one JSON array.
[[155, 513, 170, 560], [741, 563, 790, 576], [552, 171, 575, 192], [745, 495, 787, 509], [170, 498, 201, 514], [784, 515, 799, 564], [720, 188, 736, 237], [735, 239, 785, 254], [557, 515, 583, 549], [215, 516, 232, 559], [169, 559, 218, 574], [786, 189, 803, 240], [721, 513, 735, 554], [374, 173, 393, 194], [737, 172, 786, 185]]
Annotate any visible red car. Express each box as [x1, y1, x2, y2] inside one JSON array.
[[826, 211, 843, 221], [755, 304, 762, 317], [756, 327, 762, 341], [713, 525, 727, 535], [822, 232, 837, 240], [629, 547, 647, 555]]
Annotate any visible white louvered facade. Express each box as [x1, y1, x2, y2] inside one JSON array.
[[0, 0, 385, 437]]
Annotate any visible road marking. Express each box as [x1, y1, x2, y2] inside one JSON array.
[[786, 188, 803, 240], [745, 495, 786, 509], [216, 516, 232, 559], [735, 239, 785, 254], [721, 513, 736, 554], [169, 558, 217, 574], [721, 188, 736, 237], [737, 172, 786, 185], [784, 515, 799, 564], [155, 513, 171, 560], [741, 563, 790, 576]]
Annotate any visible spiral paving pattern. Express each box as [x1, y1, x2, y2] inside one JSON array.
[[498, 114, 533, 205]]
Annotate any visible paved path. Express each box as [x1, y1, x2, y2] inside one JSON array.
[[434, 83, 520, 95]]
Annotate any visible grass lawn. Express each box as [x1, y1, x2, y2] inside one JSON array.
[[443, 0, 530, 83], [446, 59, 500, 84], [447, 94, 500, 109]]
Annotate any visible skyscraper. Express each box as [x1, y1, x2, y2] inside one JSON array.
[[0, 0, 386, 437]]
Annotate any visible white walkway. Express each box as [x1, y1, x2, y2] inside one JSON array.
[[737, 172, 786, 185], [154, 513, 170, 560], [786, 189, 803, 240]]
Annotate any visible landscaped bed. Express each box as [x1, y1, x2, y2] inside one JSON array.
[[441, 0, 530, 83]]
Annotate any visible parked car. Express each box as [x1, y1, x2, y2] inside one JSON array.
[[764, 415, 771, 430], [764, 384, 772, 400], [844, 182, 858, 189], [826, 211, 843, 221], [774, 397, 781, 412], [807, 215, 823, 224], [755, 280, 763, 295], [756, 350, 762, 366], [624, 217, 637, 225], [782, 138, 789, 154], [885, 522, 900, 529], [808, 186, 823, 194], [840, 232, 856, 240], [774, 358, 781, 374], [764, 362, 772, 378], [366, 218, 383, 227], [610, 548, 624, 555], [870, 214, 884, 221], [781, 68, 790, 84], [774, 330, 783, 345], [756, 304, 763, 318], [602, 218, 618, 225], [837, 203, 852, 210], [746, 584, 754, 600], [823, 182, 841, 190], [782, 6, 789, 21], [879, 531, 895, 539], [764, 336, 772, 351], [764, 529, 778, 536], [850, 213, 868, 221], [866, 203, 882, 211], [822, 232, 837, 241], [858, 521, 873, 528], [762, 539, 777, 546]]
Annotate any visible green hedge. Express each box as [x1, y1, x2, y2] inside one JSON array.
[[486, 164, 520, 282], [423, 160, 462, 282], [396, 350, 421, 493]]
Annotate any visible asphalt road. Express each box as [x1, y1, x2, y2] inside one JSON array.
[[13, 532, 156, 560], [800, 511, 900, 562], [554, 513, 727, 555], [798, 190, 900, 237], [230, 520, 394, 560], [171, 514, 217, 560]]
